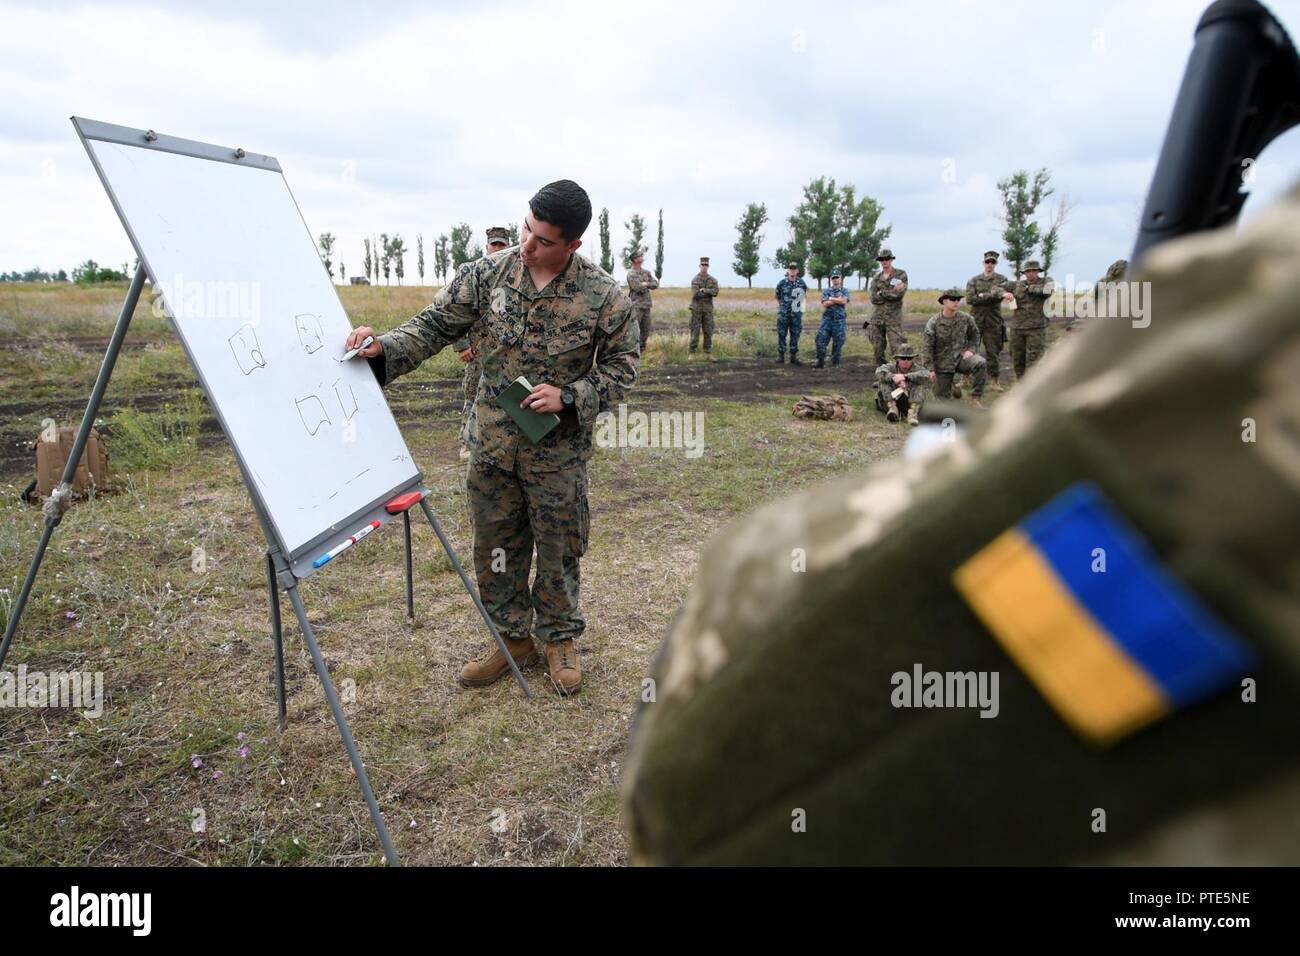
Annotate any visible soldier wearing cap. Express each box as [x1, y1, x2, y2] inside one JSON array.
[[689, 256, 720, 361], [454, 226, 513, 459], [922, 288, 986, 407], [965, 250, 1015, 391], [874, 340, 929, 426], [1009, 260, 1056, 380], [867, 248, 909, 368], [626, 248, 659, 354], [815, 269, 850, 368], [774, 261, 808, 365]]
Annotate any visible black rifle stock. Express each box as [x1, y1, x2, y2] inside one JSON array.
[[1132, 0, 1300, 268]]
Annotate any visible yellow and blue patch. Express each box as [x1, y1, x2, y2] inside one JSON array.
[[953, 483, 1254, 746]]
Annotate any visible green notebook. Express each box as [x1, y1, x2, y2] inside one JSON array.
[[496, 375, 561, 443]]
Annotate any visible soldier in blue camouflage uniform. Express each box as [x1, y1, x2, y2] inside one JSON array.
[[814, 270, 849, 368], [774, 261, 807, 365], [454, 226, 512, 459], [345, 181, 638, 696]]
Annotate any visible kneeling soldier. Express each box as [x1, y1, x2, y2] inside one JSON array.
[[923, 288, 987, 408], [875, 341, 929, 426]]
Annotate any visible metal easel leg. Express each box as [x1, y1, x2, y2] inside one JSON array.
[[403, 511, 414, 621], [266, 552, 287, 730], [285, 584, 399, 866], [0, 265, 147, 670], [417, 497, 532, 699]]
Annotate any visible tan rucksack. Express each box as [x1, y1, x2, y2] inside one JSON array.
[[33, 426, 112, 499]]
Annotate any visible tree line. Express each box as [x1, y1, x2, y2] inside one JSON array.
[[730, 167, 1070, 289], [1, 259, 132, 283]]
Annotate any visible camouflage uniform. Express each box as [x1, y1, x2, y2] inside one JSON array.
[[372, 249, 638, 645], [626, 261, 659, 353], [965, 258, 1014, 381], [623, 183, 1300, 866], [922, 296, 986, 399], [690, 264, 720, 353], [774, 274, 808, 359], [1071, 258, 1128, 333], [874, 345, 930, 420], [868, 254, 909, 367], [1010, 262, 1055, 380], [453, 227, 514, 447], [815, 281, 850, 366]]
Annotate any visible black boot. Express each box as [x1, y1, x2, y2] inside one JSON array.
[[775, 352, 785, 364], [790, 352, 803, 366], [815, 354, 825, 369]]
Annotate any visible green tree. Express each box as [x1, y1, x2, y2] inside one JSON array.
[[507, 223, 520, 245], [598, 208, 613, 273], [775, 178, 889, 289], [318, 232, 335, 279], [340, 261, 346, 283], [841, 187, 890, 289], [435, 234, 449, 284], [417, 233, 425, 284], [621, 212, 648, 269], [450, 223, 475, 268], [363, 238, 372, 283], [379, 232, 391, 284], [655, 208, 665, 280], [390, 235, 406, 285], [731, 202, 768, 288], [997, 168, 1053, 276]]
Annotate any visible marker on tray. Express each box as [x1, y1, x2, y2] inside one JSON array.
[[313, 519, 381, 568], [340, 335, 374, 362]]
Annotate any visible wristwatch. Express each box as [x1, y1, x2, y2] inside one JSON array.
[[560, 386, 575, 409]]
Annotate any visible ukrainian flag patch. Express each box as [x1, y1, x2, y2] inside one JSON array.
[[953, 482, 1254, 746]]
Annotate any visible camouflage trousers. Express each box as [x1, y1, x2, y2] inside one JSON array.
[[875, 380, 929, 416], [633, 305, 652, 354], [466, 454, 589, 645], [1010, 327, 1047, 380], [869, 318, 906, 367], [689, 306, 714, 352], [815, 316, 847, 364], [974, 313, 1005, 381], [934, 353, 987, 399], [776, 311, 803, 356], [458, 356, 481, 447]]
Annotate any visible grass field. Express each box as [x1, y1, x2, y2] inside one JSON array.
[[0, 279, 1053, 865]]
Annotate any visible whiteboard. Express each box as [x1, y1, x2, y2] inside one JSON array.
[[77, 120, 419, 561]]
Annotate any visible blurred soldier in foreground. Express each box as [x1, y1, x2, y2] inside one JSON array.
[[689, 256, 719, 361], [774, 261, 808, 365], [866, 248, 908, 367], [874, 341, 929, 426], [623, 183, 1300, 864], [345, 181, 638, 696], [814, 270, 849, 368], [965, 250, 1015, 391], [626, 248, 659, 354], [454, 226, 512, 459], [1010, 260, 1056, 380], [923, 288, 986, 408]]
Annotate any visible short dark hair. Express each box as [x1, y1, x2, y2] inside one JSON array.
[[529, 180, 592, 242]]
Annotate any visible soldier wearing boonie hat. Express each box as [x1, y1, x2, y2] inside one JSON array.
[[866, 248, 909, 367], [922, 287, 987, 406], [1009, 259, 1056, 381], [626, 247, 659, 354], [874, 338, 930, 425]]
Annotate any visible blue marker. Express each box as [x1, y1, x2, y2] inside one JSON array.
[[313, 520, 380, 568]]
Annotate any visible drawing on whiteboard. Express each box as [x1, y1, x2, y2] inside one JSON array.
[[227, 323, 267, 375], [333, 378, 359, 422], [344, 468, 372, 486], [294, 393, 331, 436], [296, 313, 324, 354]]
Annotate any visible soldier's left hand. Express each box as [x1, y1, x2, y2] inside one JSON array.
[[522, 382, 563, 414], [962, 349, 974, 359]]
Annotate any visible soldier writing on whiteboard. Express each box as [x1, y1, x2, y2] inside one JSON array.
[[345, 180, 639, 696]]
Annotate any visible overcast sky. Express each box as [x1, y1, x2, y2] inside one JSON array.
[[4, 0, 1300, 290]]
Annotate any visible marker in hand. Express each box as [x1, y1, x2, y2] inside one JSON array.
[[312, 520, 380, 568], [340, 335, 374, 362]]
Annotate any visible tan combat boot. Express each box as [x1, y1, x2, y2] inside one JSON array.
[[989, 378, 1004, 393], [970, 396, 985, 410], [543, 639, 582, 696], [886, 400, 900, 422], [906, 404, 920, 426], [458, 635, 537, 687]]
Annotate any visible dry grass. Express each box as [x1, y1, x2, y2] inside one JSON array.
[[0, 279, 1033, 865]]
